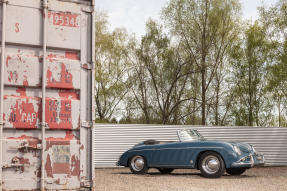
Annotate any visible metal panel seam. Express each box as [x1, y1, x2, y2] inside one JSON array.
[[91, 0, 96, 190], [0, 1, 7, 190], [40, 0, 48, 190]]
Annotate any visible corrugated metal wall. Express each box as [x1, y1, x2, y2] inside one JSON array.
[[94, 124, 287, 168]]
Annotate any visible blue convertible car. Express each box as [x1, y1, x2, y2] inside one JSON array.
[[117, 129, 264, 178]]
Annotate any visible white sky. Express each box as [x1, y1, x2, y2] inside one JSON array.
[[95, 0, 277, 38]]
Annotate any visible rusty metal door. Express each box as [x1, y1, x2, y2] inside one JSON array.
[[0, 0, 95, 190]]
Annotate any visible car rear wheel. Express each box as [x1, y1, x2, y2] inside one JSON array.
[[226, 168, 246, 175], [157, 168, 174, 174], [199, 151, 225, 178], [129, 155, 148, 174]]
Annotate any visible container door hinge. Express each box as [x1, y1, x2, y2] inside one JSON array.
[[81, 62, 94, 70], [9, 142, 42, 151], [81, 179, 92, 188], [82, 6, 93, 13], [81, 121, 93, 128], [41, 122, 48, 128], [0, 0, 8, 4]]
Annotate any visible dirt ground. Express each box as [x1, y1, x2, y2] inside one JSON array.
[[95, 167, 287, 191]]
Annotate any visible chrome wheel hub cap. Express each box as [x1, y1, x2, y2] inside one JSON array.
[[131, 156, 144, 171], [202, 156, 220, 174]]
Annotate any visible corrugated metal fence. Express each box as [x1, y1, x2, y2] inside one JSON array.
[[94, 124, 287, 168]]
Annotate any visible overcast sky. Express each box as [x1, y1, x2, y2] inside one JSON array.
[[95, 0, 277, 38]]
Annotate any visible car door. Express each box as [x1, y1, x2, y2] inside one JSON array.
[[150, 142, 195, 167]]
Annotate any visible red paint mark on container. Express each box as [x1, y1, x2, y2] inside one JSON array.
[[49, 11, 79, 28], [45, 98, 73, 130], [59, 90, 79, 100], [8, 71, 18, 83], [8, 95, 40, 129], [46, 63, 73, 89], [15, 23, 20, 33], [65, 52, 79, 60], [23, 75, 29, 86], [6, 55, 12, 67], [47, 53, 57, 62], [8, 135, 41, 149], [16, 87, 26, 97]]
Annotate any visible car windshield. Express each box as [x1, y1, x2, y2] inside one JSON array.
[[177, 129, 205, 142]]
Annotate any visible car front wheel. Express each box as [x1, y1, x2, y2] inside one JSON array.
[[226, 168, 246, 175], [199, 151, 225, 178], [129, 155, 148, 174], [157, 168, 174, 174]]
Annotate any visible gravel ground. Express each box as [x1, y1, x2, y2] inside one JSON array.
[[95, 167, 287, 191]]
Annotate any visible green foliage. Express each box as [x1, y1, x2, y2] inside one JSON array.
[[94, 0, 287, 127], [94, 11, 133, 122]]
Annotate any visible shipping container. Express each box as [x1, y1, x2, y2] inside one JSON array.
[[0, 0, 96, 190]]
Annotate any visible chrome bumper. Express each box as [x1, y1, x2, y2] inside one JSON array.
[[231, 153, 264, 168]]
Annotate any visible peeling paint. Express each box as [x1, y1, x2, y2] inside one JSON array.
[[45, 131, 76, 151], [65, 52, 79, 60], [7, 135, 41, 150], [45, 98, 72, 129], [8, 96, 40, 129], [46, 63, 73, 89]]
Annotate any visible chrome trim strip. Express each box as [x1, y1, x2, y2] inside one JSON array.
[[130, 147, 223, 152]]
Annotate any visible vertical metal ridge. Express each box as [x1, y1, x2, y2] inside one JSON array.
[[91, 0, 96, 190], [0, 1, 7, 190], [41, 0, 48, 190], [94, 125, 287, 168]]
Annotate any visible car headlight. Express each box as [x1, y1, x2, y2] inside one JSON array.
[[234, 146, 241, 155], [251, 145, 256, 153]]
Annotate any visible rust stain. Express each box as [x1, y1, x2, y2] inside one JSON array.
[[45, 131, 75, 150], [34, 167, 41, 178], [45, 154, 53, 178], [71, 155, 80, 179], [12, 156, 30, 165], [55, 178, 60, 185], [53, 163, 70, 174], [12, 156, 30, 172], [7, 135, 41, 150]]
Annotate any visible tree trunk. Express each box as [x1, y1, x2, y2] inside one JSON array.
[[201, 68, 206, 125], [248, 62, 253, 126], [215, 82, 219, 126]]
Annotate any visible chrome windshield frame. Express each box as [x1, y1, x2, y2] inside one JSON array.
[[177, 129, 205, 142]]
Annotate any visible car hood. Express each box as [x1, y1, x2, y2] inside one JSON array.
[[201, 140, 253, 153]]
